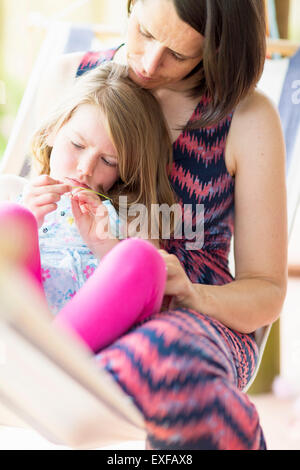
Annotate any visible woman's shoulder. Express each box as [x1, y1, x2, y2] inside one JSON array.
[[226, 88, 283, 174], [234, 88, 279, 121]]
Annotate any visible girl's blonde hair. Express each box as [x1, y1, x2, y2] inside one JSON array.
[[31, 61, 176, 239]]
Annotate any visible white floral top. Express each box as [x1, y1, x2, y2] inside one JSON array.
[[18, 193, 121, 315]]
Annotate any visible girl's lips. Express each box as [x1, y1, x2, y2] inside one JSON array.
[[64, 177, 90, 190]]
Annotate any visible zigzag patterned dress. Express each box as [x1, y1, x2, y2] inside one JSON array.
[[76, 49, 266, 450]]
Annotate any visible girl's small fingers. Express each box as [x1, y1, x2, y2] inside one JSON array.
[[30, 175, 71, 190], [79, 203, 91, 215], [33, 192, 62, 207], [42, 184, 71, 195], [71, 190, 100, 207], [36, 203, 58, 220], [71, 197, 88, 218], [31, 175, 60, 187], [70, 197, 81, 218]]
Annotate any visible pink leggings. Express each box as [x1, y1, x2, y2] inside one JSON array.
[[0, 202, 167, 352]]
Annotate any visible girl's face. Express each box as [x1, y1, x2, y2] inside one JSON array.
[[126, 0, 204, 90], [49, 104, 119, 193]]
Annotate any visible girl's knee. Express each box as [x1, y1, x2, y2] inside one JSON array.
[[0, 202, 36, 228], [0, 203, 38, 258], [118, 238, 166, 282]]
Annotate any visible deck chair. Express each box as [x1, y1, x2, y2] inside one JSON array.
[[0, 19, 124, 178], [0, 27, 300, 447], [0, 22, 147, 451]]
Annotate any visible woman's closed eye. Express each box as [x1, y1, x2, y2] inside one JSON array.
[[171, 53, 186, 62], [138, 25, 187, 62], [139, 25, 152, 39]]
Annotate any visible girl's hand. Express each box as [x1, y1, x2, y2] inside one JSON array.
[[70, 188, 117, 256], [158, 249, 197, 311], [22, 175, 72, 228]]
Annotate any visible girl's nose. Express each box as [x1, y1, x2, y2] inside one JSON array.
[[142, 42, 164, 77], [77, 154, 95, 177]]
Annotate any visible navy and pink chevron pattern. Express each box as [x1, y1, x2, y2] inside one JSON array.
[[76, 50, 266, 450], [165, 94, 235, 286]]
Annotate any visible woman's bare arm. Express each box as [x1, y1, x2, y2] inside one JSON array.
[[183, 90, 288, 333]]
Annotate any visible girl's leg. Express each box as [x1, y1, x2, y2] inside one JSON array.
[[0, 202, 42, 288], [54, 238, 167, 352]]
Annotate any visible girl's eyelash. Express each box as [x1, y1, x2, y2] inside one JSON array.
[[102, 157, 117, 167], [71, 141, 84, 149]]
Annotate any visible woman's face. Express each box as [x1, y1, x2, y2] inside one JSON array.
[[126, 0, 204, 90], [49, 104, 119, 194]]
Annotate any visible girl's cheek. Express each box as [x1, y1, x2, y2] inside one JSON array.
[[60, 146, 77, 169]]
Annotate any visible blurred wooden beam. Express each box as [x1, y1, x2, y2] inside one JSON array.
[[275, 0, 290, 39], [267, 38, 299, 57], [288, 264, 300, 278]]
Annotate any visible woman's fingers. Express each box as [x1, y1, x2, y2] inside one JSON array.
[[158, 250, 178, 276]]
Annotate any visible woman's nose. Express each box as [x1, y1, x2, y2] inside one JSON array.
[[142, 42, 164, 77]]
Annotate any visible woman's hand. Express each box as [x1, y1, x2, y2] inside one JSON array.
[[22, 175, 72, 228], [158, 249, 197, 311], [70, 188, 118, 257]]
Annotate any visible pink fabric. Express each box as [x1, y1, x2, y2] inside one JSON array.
[[0, 203, 167, 352], [54, 237, 167, 351], [0, 202, 42, 286]]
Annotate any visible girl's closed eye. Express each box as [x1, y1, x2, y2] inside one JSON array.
[[101, 156, 118, 167], [71, 141, 84, 150]]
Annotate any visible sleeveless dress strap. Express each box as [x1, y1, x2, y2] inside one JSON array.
[[76, 44, 124, 77]]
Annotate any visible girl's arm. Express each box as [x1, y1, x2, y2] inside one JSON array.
[[160, 90, 288, 334]]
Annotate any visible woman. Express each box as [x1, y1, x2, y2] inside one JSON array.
[[36, 0, 287, 450]]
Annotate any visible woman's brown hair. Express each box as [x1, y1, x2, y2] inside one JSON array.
[[127, 0, 267, 128], [31, 62, 176, 240]]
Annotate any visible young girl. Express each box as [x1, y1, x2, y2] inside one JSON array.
[[0, 61, 176, 352]]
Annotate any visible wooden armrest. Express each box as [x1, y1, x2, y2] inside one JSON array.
[[288, 264, 300, 277], [267, 38, 300, 57]]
